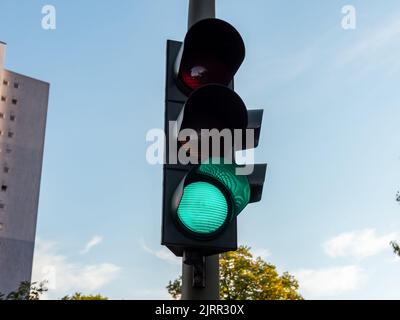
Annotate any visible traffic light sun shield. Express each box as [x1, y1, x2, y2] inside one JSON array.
[[179, 84, 248, 133], [171, 161, 251, 240], [175, 18, 245, 92], [197, 161, 250, 216], [177, 85, 249, 162]]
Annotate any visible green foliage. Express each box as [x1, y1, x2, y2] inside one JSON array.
[[61, 292, 108, 300], [0, 282, 108, 301], [0, 281, 48, 300], [391, 241, 400, 257], [167, 278, 183, 300], [391, 192, 400, 257], [167, 246, 303, 300]]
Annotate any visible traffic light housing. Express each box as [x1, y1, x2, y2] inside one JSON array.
[[175, 18, 245, 93], [162, 18, 267, 257]]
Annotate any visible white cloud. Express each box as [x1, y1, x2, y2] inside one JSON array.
[[244, 48, 313, 91], [322, 229, 398, 259], [336, 14, 400, 74], [129, 288, 172, 300], [140, 239, 180, 265], [32, 240, 121, 299], [294, 265, 365, 298], [252, 248, 271, 260], [80, 236, 103, 254], [340, 18, 400, 64]]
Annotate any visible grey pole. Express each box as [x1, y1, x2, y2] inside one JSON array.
[[188, 0, 216, 29], [182, 254, 220, 300], [181, 0, 220, 301]]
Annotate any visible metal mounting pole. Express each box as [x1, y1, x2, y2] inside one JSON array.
[[182, 251, 219, 300], [188, 0, 216, 29]]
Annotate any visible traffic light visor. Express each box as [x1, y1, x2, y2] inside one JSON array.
[[174, 160, 251, 238], [176, 18, 245, 92], [198, 160, 251, 216], [179, 84, 248, 133]]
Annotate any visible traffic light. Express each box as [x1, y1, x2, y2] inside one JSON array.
[[174, 18, 245, 93], [162, 18, 267, 257]]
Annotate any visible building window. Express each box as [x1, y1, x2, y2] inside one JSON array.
[[1, 185, 7, 192], [11, 99, 18, 105], [0, 113, 4, 119], [5, 146, 12, 154], [8, 131, 14, 138], [10, 114, 16, 122], [0, 202, 4, 210], [3, 166, 9, 174], [2, 80, 9, 86], [14, 82, 19, 89], [1, 96, 5, 102]]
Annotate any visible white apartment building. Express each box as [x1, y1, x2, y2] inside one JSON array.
[[0, 41, 49, 295]]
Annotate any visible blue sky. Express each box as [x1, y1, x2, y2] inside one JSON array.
[[1, 0, 400, 299]]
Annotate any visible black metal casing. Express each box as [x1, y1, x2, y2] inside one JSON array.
[[162, 39, 267, 257]]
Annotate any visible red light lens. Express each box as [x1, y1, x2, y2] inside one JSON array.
[[180, 56, 228, 91]]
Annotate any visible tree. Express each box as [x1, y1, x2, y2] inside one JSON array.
[[0, 281, 47, 300], [167, 246, 303, 300], [167, 278, 182, 300], [0, 282, 110, 300], [391, 241, 400, 256], [392, 192, 400, 257], [61, 293, 108, 300]]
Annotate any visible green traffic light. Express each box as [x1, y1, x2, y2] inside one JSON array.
[[177, 182, 228, 234], [197, 161, 250, 216], [176, 160, 251, 236]]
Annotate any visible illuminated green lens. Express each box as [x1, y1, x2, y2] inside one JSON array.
[[197, 161, 250, 216], [177, 182, 228, 234]]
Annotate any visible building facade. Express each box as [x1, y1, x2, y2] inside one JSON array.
[[0, 42, 49, 295]]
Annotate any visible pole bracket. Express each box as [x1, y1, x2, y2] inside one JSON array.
[[183, 250, 206, 288]]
